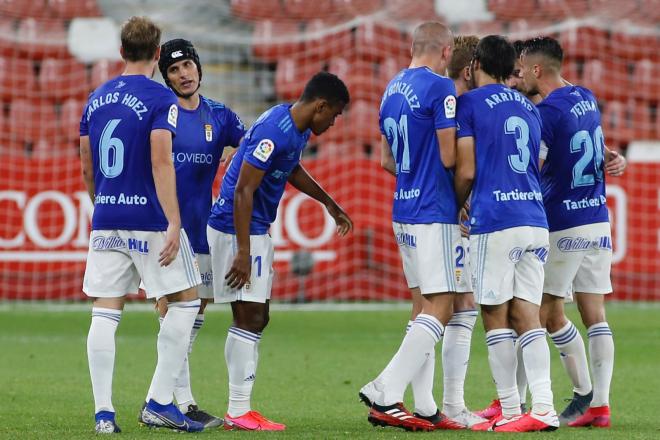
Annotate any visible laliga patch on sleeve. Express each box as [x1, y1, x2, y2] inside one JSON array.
[[168, 104, 178, 128], [444, 95, 456, 118], [253, 139, 275, 163]]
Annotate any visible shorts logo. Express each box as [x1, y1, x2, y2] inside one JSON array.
[[395, 232, 417, 248], [444, 95, 456, 118], [168, 104, 178, 128], [508, 247, 523, 263], [127, 238, 149, 254], [253, 139, 275, 163], [533, 247, 549, 263], [171, 50, 183, 58], [200, 271, 213, 287], [92, 235, 126, 251], [205, 124, 213, 142], [557, 236, 612, 252]]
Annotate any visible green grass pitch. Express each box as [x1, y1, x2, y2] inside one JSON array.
[[0, 303, 658, 439]]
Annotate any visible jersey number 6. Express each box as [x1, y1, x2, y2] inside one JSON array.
[[99, 119, 125, 178]]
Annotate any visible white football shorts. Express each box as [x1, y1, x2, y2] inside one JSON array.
[[456, 236, 473, 293], [544, 222, 613, 297], [393, 222, 465, 295], [470, 226, 549, 306], [207, 226, 274, 304], [83, 229, 201, 299]]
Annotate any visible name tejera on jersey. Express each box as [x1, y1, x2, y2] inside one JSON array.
[[94, 192, 148, 205], [562, 194, 606, 211], [85, 92, 149, 121], [493, 189, 542, 202]]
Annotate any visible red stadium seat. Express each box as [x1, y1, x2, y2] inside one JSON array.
[[601, 100, 634, 147], [487, 0, 535, 20], [0, 0, 48, 19], [557, 26, 608, 60], [589, 0, 639, 21], [385, 0, 442, 20], [60, 98, 85, 142], [353, 21, 405, 62], [16, 18, 68, 60], [252, 20, 304, 63], [316, 141, 369, 159], [327, 57, 380, 102], [0, 56, 38, 101], [48, 0, 101, 19], [274, 57, 324, 101], [283, 0, 335, 19], [508, 19, 553, 36], [536, 0, 589, 19], [90, 59, 123, 89], [561, 60, 580, 85], [0, 17, 16, 57], [334, 0, 382, 16], [7, 99, 59, 145], [638, 0, 660, 25], [324, 99, 380, 147], [632, 59, 660, 101], [610, 29, 660, 61], [629, 100, 654, 140], [304, 19, 352, 61], [377, 57, 404, 91], [581, 59, 630, 101], [32, 138, 78, 157], [456, 20, 505, 37], [39, 58, 89, 101], [231, 0, 285, 20]]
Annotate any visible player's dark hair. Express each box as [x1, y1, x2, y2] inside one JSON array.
[[120, 16, 161, 62], [473, 35, 515, 82], [300, 72, 350, 106], [159, 39, 202, 95], [523, 36, 563, 68], [448, 35, 479, 80], [512, 39, 529, 58]]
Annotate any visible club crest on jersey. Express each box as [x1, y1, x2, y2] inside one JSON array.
[[168, 104, 178, 128], [444, 95, 456, 118], [253, 139, 275, 163], [205, 124, 213, 142]]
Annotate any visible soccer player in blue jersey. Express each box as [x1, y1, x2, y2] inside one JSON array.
[[141, 38, 246, 429], [80, 17, 204, 433], [454, 35, 559, 432], [519, 36, 626, 428], [207, 71, 352, 431], [359, 22, 466, 432]]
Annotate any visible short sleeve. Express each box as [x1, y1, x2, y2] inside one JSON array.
[[242, 124, 283, 171], [537, 103, 559, 149], [223, 108, 247, 147], [455, 94, 474, 139], [430, 78, 457, 130], [151, 89, 178, 135], [79, 102, 89, 136]]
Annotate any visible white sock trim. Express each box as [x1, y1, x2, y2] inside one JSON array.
[[413, 314, 444, 343]]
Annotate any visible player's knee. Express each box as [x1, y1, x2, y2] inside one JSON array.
[[544, 313, 568, 334], [453, 293, 476, 312]]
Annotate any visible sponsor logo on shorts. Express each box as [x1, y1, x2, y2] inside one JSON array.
[[127, 238, 149, 254], [200, 271, 213, 287], [92, 235, 126, 251], [557, 236, 612, 252], [509, 247, 523, 262], [395, 232, 417, 248], [533, 247, 549, 263]]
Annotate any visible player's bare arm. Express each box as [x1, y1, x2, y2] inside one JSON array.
[[437, 127, 457, 168], [151, 128, 182, 267], [226, 160, 265, 289], [380, 135, 396, 176], [287, 164, 353, 236], [80, 135, 95, 202], [455, 136, 475, 209]]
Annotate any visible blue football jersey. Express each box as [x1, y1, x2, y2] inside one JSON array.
[[174, 96, 246, 254], [80, 75, 178, 231], [538, 86, 609, 232], [456, 83, 547, 234], [208, 104, 311, 235], [379, 67, 458, 224]]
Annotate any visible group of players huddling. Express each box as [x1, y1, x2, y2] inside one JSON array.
[[78, 14, 623, 435]]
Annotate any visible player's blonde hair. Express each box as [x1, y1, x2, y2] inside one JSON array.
[[120, 16, 161, 62], [448, 35, 479, 80]]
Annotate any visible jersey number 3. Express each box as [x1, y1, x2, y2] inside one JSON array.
[[99, 119, 125, 178], [505, 116, 531, 174]]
